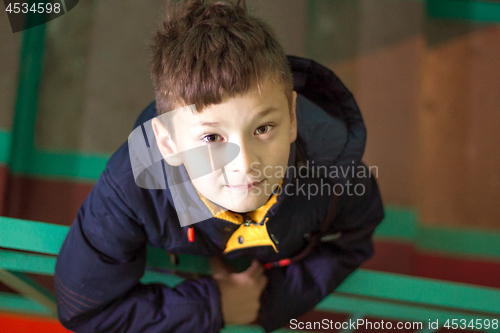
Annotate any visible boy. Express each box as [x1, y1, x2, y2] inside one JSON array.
[[55, 0, 384, 332]]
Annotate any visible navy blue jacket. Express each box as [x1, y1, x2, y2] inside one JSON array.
[[55, 56, 384, 332]]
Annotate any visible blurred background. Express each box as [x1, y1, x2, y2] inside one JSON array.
[[1, 0, 499, 331]]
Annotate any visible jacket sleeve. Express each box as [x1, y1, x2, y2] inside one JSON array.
[[257, 172, 384, 332], [54, 168, 224, 333]]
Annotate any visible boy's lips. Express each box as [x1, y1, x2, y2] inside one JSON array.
[[225, 179, 265, 192]]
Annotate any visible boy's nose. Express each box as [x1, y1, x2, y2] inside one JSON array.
[[227, 141, 259, 176]]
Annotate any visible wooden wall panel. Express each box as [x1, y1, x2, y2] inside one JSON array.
[[418, 25, 500, 229], [356, 36, 423, 207]]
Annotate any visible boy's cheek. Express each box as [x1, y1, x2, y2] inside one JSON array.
[[191, 173, 220, 194]]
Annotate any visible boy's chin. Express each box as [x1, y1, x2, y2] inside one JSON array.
[[221, 196, 268, 214]]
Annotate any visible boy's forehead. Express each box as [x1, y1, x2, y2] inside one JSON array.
[[178, 83, 286, 122], [159, 80, 290, 135], [160, 104, 198, 127]]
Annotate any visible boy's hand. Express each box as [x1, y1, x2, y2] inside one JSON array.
[[210, 257, 268, 325]]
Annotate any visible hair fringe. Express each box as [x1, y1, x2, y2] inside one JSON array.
[[150, 0, 293, 115]]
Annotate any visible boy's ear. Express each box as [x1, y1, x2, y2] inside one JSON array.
[[290, 91, 298, 143], [151, 118, 183, 166]]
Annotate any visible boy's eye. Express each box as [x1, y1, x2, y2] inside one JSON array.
[[255, 125, 272, 135], [202, 134, 223, 143]]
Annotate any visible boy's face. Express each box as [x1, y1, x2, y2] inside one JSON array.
[[153, 79, 297, 213]]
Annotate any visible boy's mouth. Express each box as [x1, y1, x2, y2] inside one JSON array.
[[225, 179, 264, 192]]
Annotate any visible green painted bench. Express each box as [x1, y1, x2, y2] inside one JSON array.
[[1, 217, 499, 332]]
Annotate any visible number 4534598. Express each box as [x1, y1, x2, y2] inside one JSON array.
[[5, 2, 61, 14], [444, 318, 498, 330]]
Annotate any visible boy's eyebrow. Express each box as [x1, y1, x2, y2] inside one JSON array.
[[256, 107, 278, 118], [197, 107, 278, 127], [199, 120, 220, 127]]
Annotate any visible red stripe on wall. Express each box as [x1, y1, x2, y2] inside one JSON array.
[[0, 312, 71, 333], [415, 252, 500, 289], [364, 240, 500, 289], [0, 166, 9, 216], [3, 174, 93, 226], [362, 241, 416, 275]]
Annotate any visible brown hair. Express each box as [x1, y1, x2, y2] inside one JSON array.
[[150, 0, 293, 116]]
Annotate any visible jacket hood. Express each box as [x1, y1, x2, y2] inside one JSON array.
[[289, 56, 366, 178]]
